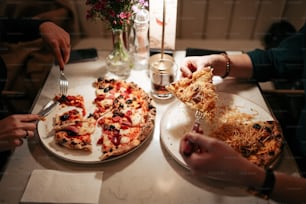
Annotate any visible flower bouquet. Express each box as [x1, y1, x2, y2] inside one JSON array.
[[86, 0, 140, 78]]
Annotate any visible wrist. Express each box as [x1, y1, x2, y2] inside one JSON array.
[[220, 53, 231, 78], [209, 53, 231, 78], [247, 168, 276, 200]]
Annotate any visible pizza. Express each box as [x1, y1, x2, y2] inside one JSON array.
[[209, 120, 284, 168], [93, 78, 156, 160], [53, 109, 96, 151], [51, 78, 156, 160], [166, 68, 217, 121]]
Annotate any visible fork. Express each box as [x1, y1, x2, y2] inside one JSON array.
[[184, 110, 205, 156], [192, 110, 205, 132], [59, 70, 68, 95]]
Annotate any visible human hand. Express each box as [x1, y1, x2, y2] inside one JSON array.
[[39, 21, 71, 70], [0, 114, 41, 151], [179, 131, 263, 186], [180, 54, 227, 78]]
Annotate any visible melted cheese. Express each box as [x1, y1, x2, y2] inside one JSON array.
[[130, 110, 144, 125], [120, 136, 130, 144]]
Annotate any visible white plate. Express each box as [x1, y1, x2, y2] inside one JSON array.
[[160, 92, 274, 168], [37, 86, 153, 164]]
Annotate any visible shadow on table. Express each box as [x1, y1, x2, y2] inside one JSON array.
[[27, 129, 154, 180]]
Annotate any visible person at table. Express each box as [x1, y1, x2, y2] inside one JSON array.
[[0, 19, 70, 157], [179, 131, 306, 204], [180, 22, 306, 176]]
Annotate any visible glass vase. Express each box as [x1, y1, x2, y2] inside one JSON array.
[[106, 28, 133, 79]]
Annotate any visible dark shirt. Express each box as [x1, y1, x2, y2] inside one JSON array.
[[0, 18, 44, 43], [0, 18, 45, 94], [247, 22, 306, 156], [248, 23, 306, 83]]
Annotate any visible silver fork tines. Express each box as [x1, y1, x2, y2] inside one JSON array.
[[59, 70, 68, 95]]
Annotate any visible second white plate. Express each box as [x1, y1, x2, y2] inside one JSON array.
[[160, 92, 274, 168]]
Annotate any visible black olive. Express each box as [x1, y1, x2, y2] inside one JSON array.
[[126, 99, 133, 104], [109, 125, 116, 130], [104, 86, 113, 93], [113, 110, 124, 117], [264, 126, 272, 133], [60, 113, 70, 121], [66, 130, 77, 136], [58, 95, 67, 103], [253, 123, 261, 130], [119, 103, 124, 109], [268, 151, 275, 156]]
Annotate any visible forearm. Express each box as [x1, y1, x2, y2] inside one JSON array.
[[35, 8, 70, 27], [245, 168, 306, 203], [270, 171, 306, 204]]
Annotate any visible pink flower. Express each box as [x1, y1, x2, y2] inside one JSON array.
[[86, 0, 148, 29]]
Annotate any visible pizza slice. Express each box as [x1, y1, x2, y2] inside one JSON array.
[[96, 106, 147, 160], [53, 109, 96, 151], [166, 68, 217, 121]]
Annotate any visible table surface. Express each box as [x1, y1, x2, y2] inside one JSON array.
[[0, 41, 301, 204]]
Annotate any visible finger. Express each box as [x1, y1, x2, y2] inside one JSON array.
[[24, 130, 35, 139], [182, 137, 198, 157], [187, 133, 214, 153], [62, 37, 71, 63], [10, 138, 23, 147], [23, 129, 29, 138], [180, 66, 192, 78], [19, 114, 41, 122], [187, 62, 197, 72], [55, 49, 65, 71], [179, 134, 201, 157], [16, 128, 28, 138], [17, 121, 38, 133]]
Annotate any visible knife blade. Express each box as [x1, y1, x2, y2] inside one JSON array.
[[37, 100, 59, 116]]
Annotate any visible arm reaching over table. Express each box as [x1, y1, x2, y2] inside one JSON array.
[[179, 131, 306, 204], [0, 19, 71, 152], [39, 21, 71, 70]]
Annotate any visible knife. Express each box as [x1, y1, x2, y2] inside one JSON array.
[[37, 100, 59, 116]]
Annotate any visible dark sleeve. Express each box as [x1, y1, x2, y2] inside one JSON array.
[[247, 23, 306, 82], [0, 56, 7, 93], [0, 18, 47, 43]]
